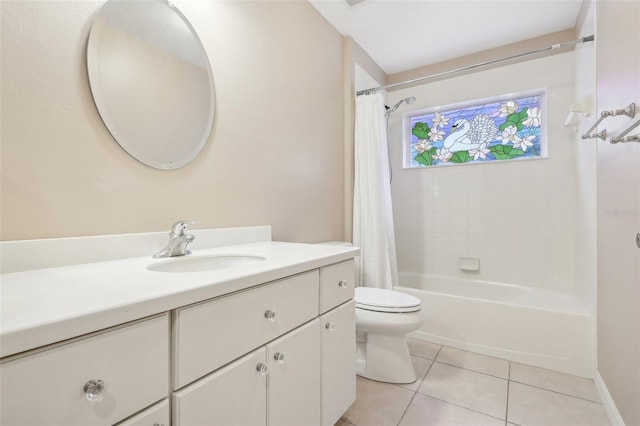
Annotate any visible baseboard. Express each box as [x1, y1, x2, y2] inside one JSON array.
[[594, 370, 626, 426]]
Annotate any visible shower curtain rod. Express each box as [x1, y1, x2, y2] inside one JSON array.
[[356, 35, 595, 96]]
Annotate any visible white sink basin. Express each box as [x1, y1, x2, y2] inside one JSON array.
[[147, 254, 266, 273]]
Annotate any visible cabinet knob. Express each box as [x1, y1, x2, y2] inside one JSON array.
[[83, 379, 105, 401], [256, 362, 268, 375], [325, 322, 335, 331], [264, 309, 276, 321], [338, 280, 348, 288], [273, 352, 285, 363]]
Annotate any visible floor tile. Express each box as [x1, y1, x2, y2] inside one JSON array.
[[399, 393, 505, 426], [436, 346, 509, 379], [343, 376, 415, 426], [418, 362, 508, 419], [510, 362, 601, 402], [508, 381, 610, 426], [407, 338, 441, 359], [396, 356, 434, 392]]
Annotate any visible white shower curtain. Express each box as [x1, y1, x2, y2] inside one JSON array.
[[353, 93, 399, 290]]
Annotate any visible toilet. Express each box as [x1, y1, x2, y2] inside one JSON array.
[[355, 286, 423, 384]]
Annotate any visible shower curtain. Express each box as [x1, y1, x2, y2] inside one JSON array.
[[353, 93, 399, 290]]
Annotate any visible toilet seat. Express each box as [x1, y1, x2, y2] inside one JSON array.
[[355, 287, 421, 313]]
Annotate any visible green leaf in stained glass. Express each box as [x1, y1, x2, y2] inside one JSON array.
[[518, 107, 529, 121], [450, 150, 472, 163], [415, 151, 433, 166], [499, 117, 518, 131], [412, 122, 430, 140], [499, 107, 529, 131], [509, 147, 525, 157], [490, 145, 524, 159]]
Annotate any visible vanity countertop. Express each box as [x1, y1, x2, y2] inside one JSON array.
[[0, 241, 359, 358]]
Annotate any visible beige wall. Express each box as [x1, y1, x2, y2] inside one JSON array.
[[0, 0, 345, 243], [595, 1, 640, 424]]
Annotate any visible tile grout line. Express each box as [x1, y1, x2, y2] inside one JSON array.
[[418, 344, 601, 402], [378, 342, 606, 426], [508, 379, 606, 404], [411, 346, 509, 424], [434, 359, 510, 380], [422, 343, 513, 380], [505, 361, 511, 425], [395, 386, 419, 426], [420, 344, 604, 418], [396, 345, 444, 426], [412, 392, 510, 424]]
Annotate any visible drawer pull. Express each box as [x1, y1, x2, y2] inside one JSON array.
[[264, 309, 276, 321], [325, 322, 335, 331], [256, 362, 268, 375], [273, 352, 286, 363], [83, 378, 105, 401], [338, 280, 349, 288]]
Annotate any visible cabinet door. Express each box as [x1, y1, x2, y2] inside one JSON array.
[[173, 348, 267, 426], [321, 300, 356, 426], [267, 320, 321, 426]]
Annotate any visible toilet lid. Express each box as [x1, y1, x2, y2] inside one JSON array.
[[355, 287, 421, 313]]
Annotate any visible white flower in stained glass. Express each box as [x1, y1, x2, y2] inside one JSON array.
[[415, 139, 433, 153], [498, 100, 519, 117], [432, 148, 453, 162], [469, 143, 490, 160], [428, 127, 445, 142], [513, 135, 535, 151], [501, 125, 518, 145], [432, 112, 450, 128], [523, 107, 541, 127]]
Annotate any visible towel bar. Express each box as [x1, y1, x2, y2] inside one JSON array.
[[610, 117, 640, 144], [581, 103, 635, 140]]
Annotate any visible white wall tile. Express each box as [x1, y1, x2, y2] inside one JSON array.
[[389, 52, 577, 292]]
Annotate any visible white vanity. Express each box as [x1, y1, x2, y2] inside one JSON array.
[[0, 226, 358, 426]]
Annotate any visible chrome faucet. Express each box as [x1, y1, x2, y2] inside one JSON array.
[[153, 221, 195, 258]]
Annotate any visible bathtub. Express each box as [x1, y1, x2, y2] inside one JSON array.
[[396, 273, 595, 378]]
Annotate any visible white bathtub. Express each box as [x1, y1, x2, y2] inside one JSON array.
[[396, 273, 595, 378]]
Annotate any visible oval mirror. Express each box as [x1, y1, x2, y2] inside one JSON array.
[[87, 0, 215, 170]]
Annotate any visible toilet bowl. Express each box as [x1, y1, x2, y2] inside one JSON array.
[[355, 287, 423, 384]]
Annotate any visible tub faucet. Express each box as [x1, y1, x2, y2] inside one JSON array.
[[153, 221, 195, 258]]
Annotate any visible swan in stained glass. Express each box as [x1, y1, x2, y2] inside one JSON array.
[[443, 115, 498, 152]]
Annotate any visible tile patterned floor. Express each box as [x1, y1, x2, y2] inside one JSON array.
[[336, 339, 610, 426]]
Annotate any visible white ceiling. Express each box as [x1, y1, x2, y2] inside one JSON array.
[[308, 0, 583, 75]]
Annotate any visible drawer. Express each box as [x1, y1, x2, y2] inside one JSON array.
[[116, 399, 170, 426], [0, 314, 170, 426], [174, 270, 319, 388], [319, 259, 355, 313]]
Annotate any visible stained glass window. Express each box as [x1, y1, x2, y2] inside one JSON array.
[[403, 90, 546, 168]]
